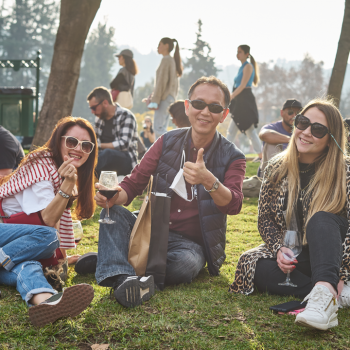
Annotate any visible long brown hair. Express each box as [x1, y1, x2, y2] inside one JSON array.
[[160, 37, 183, 77], [269, 98, 347, 239], [1, 117, 98, 220], [124, 55, 139, 76], [239, 45, 260, 86]]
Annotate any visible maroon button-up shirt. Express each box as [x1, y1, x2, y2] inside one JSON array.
[[120, 134, 246, 245]]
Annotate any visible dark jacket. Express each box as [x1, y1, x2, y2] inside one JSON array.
[[110, 67, 135, 96], [152, 128, 245, 275]]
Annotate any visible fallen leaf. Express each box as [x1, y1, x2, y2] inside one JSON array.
[[91, 344, 109, 350]]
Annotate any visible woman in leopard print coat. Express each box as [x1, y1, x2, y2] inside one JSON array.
[[229, 98, 350, 331]]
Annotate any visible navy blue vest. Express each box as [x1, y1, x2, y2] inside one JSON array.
[[153, 128, 245, 275]]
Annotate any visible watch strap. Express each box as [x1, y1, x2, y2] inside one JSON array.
[[204, 178, 219, 193]]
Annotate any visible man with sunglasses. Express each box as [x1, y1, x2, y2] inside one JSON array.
[[77, 76, 246, 308], [87, 87, 138, 178], [258, 99, 302, 175]]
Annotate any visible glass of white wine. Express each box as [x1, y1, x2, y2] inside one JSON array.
[[98, 171, 119, 224]]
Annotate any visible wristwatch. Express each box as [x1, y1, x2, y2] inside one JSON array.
[[204, 178, 220, 193]]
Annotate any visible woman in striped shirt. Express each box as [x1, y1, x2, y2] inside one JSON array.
[[0, 117, 97, 326]]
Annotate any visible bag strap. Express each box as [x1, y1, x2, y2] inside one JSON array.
[[146, 175, 153, 198]]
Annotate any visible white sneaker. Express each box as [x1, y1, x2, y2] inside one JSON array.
[[295, 285, 338, 330], [338, 282, 350, 308]]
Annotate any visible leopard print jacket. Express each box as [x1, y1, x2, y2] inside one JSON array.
[[229, 158, 350, 295]]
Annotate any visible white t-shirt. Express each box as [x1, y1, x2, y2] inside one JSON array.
[[2, 180, 55, 216]]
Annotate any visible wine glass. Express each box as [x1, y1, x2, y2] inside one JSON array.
[[278, 230, 302, 287], [98, 171, 119, 224], [72, 220, 84, 252]]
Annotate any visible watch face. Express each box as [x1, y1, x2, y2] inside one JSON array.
[[213, 181, 219, 190]]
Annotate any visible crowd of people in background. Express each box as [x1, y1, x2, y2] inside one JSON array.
[[2, 39, 350, 333]]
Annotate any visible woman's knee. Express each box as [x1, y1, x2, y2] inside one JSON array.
[[306, 211, 344, 239]]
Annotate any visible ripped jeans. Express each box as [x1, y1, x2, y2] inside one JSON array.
[[0, 224, 59, 305]]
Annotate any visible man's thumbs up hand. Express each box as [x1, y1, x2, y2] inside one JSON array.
[[196, 148, 204, 164], [184, 148, 209, 185]]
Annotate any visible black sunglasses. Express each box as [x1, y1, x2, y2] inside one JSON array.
[[294, 114, 330, 139], [287, 109, 299, 116], [61, 136, 95, 154], [188, 100, 226, 114], [294, 114, 346, 155], [89, 100, 102, 111]]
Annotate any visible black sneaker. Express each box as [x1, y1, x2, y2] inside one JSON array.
[[28, 283, 94, 327], [113, 275, 155, 308], [75, 252, 98, 275]]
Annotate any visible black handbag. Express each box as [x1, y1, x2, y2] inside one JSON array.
[[145, 174, 171, 290]]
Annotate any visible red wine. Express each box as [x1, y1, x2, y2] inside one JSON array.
[[75, 238, 81, 244], [99, 189, 119, 199]]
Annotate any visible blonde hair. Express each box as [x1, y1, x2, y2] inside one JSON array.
[[269, 98, 347, 240]]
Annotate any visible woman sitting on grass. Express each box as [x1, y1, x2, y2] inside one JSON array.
[[0, 116, 97, 326], [230, 98, 350, 331]]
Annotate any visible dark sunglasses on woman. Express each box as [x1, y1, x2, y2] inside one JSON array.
[[188, 100, 226, 114], [294, 114, 345, 155], [61, 136, 95, 154]]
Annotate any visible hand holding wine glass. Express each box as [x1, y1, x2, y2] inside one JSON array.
[[98, 171, 119, 224], [278, 230, 302, 287]]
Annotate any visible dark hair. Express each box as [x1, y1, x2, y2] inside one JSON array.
[[160, 37, 183, 77], [187, 76, 231, 108], [87, 86, 113, 105], [169, 100, 191, 128], [1, 117, 98, 220], [239, 45, 260, 86], [124, 55, 139, 76]]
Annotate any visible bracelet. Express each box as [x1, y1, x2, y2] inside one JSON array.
[[58, 189, 70, 199]]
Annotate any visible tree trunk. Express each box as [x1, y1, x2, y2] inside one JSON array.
[[328, 0, 350, 107], [32, 0, 101, 147]]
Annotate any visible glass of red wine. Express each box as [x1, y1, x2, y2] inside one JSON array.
[[98, 171, 119, 224], [72, 220, 84, 252]]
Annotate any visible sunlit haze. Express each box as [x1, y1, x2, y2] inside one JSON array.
[[91, 0, 346, 69]]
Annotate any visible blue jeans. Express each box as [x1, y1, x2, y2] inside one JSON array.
[[95, 205, 206, 287], [0, 224, 59, 305], [96, 149, 132, 178], [154, 95, 175, 139]]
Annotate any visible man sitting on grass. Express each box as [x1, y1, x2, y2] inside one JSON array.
[[76, 76, 246, 308]]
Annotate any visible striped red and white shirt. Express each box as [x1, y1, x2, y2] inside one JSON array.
[[0, 152, 75, 249]]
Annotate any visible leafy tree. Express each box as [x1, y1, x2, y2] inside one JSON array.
[[72, 22, 117, 122], [180, 19, 220, 96], [32, 0, 101, 147], [328, 0, 350, 106], [0, 0, 59, 90]]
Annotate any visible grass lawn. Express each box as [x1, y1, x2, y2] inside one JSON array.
[[1, 162, 350, 349]]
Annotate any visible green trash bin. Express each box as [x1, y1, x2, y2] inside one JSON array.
[[0, 87, 36, 138]]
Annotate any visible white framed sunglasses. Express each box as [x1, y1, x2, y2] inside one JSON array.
[[61, 136, 95, 154]]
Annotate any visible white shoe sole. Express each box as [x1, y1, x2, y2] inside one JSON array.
[[295, 313, 338, 330]]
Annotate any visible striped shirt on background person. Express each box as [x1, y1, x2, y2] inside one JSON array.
[[0, 152, 75, 249], [94, 104, 138, 169]]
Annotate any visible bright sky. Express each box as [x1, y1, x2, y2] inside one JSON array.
[[91, 0, 346, 69]]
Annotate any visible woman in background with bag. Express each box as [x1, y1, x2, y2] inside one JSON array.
[[146, 37, 183, 139], [0, 116, 97, 326], [110, 49, 138, 110]]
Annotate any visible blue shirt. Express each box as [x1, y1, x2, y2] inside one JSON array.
[[234, 61, 255, 88], [261, 120, 292, 149]]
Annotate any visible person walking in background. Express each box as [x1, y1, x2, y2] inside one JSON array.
[[226, 45, 262, 160], [146, 37, 183, 138], [110, 49, 138, 110], [140, 116, 155, 149], [169, 100, 191, 128]]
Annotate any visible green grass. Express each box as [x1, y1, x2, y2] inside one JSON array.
[[1, 163, 349, 349]]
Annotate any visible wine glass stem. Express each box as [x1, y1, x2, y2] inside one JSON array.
[[286, 271, 291, 283], [106, 200, 110, 220]]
